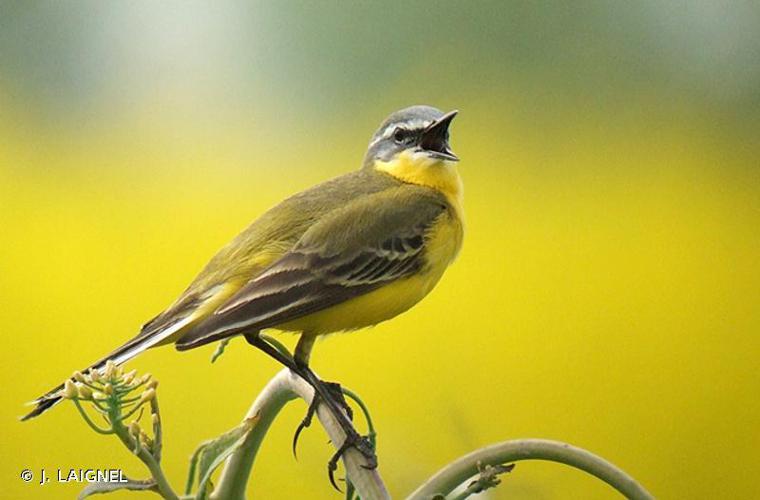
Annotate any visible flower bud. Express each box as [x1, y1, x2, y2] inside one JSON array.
[[103, 383, 113, 395], [78, 385, 93, 399], [92, 391, 107, 401], [140, 373, 152, 384], [61, 380, 77, 399], [129, 421, 140, 437], [72, 371, 86, 383], [139, 388, 156, 405], [122, 370, 137, 385], [146, 379, 159, 390], [104, 361, 114, 379], [89, 369, 101, 383]]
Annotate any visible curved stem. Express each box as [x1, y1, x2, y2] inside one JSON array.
[[406, 439, 653, 500], [211, 368, 389, 500], [72, 399, 114, 435], [111, 417, 178, 500], [341, 388, 376, 443]]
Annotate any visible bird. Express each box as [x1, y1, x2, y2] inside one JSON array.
[[23, 104, 464, 476]]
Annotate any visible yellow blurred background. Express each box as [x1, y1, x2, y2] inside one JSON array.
[[1, 2, 758, 499]]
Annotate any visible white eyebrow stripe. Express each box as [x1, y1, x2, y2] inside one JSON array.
[[368, 119, 434, 148]]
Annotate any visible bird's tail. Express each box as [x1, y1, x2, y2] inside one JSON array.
[[21, 348, 126, 421], [21, 314, 193, 421]]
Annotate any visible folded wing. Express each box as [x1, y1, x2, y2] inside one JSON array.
[[175, 187, 448, 350]]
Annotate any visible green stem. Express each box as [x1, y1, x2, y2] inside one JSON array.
[[406, 439, 653, 500], [120, 401, 146, 422], [120, 431, 177, 500], [210, 373, 298, 500], [109, 402, 178, 500], [185, 445, 205, 495], [446, 464, 514, 500], [150, 398, 163, 463], [342, 387, 377, 446], [211, 369, 389, 500], [342, 387, 377, 500], [90, 398, 112, 414], [72, 399, 114, 435], [80, 380, 103, 391]]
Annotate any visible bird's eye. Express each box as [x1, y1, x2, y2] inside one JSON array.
[[393, 128, 411, 145]]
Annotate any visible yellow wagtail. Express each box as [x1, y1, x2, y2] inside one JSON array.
[[24, 105, 463, 472]]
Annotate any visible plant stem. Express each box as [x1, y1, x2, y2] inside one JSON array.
[[107, 397, 178, 500], [406, 439, 653, 500], [112, 424, 178, 500], [72, 399, 114, 435], [211, 368, 390, 500]]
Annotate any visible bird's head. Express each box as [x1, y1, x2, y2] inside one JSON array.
[[364, 105, 458, 169]]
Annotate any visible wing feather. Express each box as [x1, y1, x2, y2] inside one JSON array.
[[176, 187, 447, 350]]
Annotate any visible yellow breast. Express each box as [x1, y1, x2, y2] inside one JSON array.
[[276, 209, 462, 335], [275, 152, 464, 336], [374, 149, 465, 261]]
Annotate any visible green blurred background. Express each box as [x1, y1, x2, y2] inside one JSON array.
[[2, 2, 759, 498]]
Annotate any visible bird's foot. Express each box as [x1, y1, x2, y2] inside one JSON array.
[[292, 381, 354, 458], [292, 392, 319, 459], [290, 370, 376, 489], [320, 381, 375, 491], [327, 430, 377, 491]]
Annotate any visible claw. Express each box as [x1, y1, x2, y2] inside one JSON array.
[[328, 462, 341, 491], [326, 433, 377, 490], [292, 393, 320, 459], [327, 440, 351, 492]]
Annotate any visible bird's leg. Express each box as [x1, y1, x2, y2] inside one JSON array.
[[241, 333, 326, 447], [292, 335, 375, 488], [293, 334, 353, 424], [244, 332, 377, 489], [292, 381, 353, 459], [294, 363, 377, 490], [243, 332, 299, 371]]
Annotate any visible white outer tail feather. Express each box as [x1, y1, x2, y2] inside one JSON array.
[[22, 314, 194, 419]]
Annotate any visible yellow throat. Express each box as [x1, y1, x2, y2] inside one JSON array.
[[374, 150, 464, 213]]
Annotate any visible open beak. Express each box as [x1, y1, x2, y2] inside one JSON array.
[[419, 110, 459, 162]]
